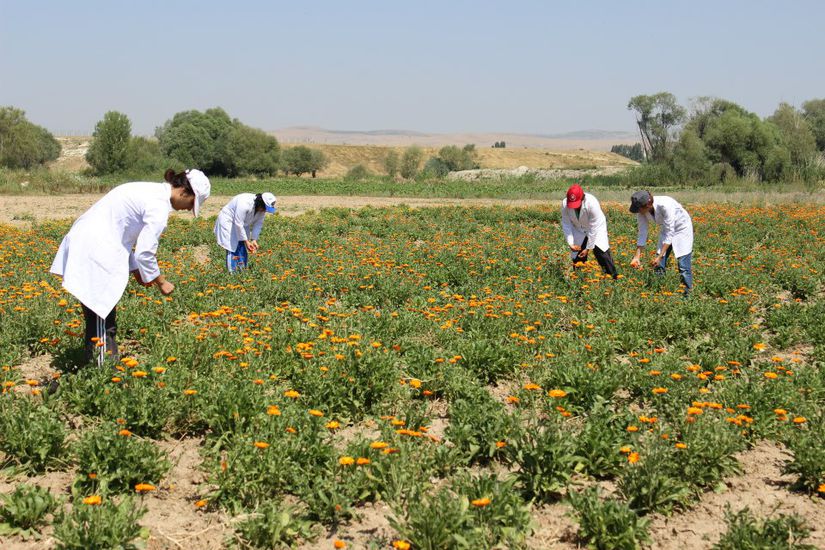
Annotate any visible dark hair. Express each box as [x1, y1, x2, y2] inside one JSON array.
[[164, 169, 194, 195], [253, 193, 265, 212]]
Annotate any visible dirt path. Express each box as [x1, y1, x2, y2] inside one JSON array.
[[0, 194, 553, 227]]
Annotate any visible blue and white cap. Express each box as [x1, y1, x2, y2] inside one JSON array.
[[262, 192, 277, 214]]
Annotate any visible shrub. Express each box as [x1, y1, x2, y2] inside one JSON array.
[[0, 106, 61, 169], [230, 501, 319, 548], [421, 157, 450, 178], [438, 144, 479, 171], [400, 146, 423, 179], [384, 149, 399, 176], [85, 111, 132, 175], [344, 163, 371, 182]]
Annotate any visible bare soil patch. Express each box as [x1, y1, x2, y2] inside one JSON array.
[[646, 440, 825, 549]]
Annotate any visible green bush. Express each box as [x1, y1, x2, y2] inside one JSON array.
[[282, 146, 326, 177], [714, 506, 816, 550], [421, 156, 450, 178], [53, 497, 146, 550], [222, 125, 280, 177], [384, 149, 399, 176], [0, 395, 66, 472], [0, 106, 61, 169], [400, 145, 423, 179], [344, 163, 371, 182], [0, 484, 60, 540], [230, 501, 319, 548]]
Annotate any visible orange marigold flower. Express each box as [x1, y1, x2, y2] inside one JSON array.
[[523, 383, 541, 391], [253, 441, 270, 449], [793, 417, 807, 424], [339, 456, 355, 466], [753, 343, 766, 351], [409, 378, 422, 389], [652, 387, 668, 395], [764, 372, 778, 379], [326, 420, 340, 429], [627, 452, 640, 464], [774, 408, 787, 415], [334, 541, 347, 549], [135, 483, 156, 493], [626, 425, 639, 433], [195, 499, 208, 508], [309, 409, 324, 417], [818, 484, 825, 494], [506, 396, 520, 404], [547, 389, 567, 398], [687, 407, 703, 416], [118, 429, 133, 437], [495, 441, 507, 449], [471, 497, 491, 507], [370, 441, 389, 449], [111, 376, 122, 383], [356, 457, 371, 466], [619, 446, 632, 454], [88, 473, 97, 479], [675, 443, 687, 449], [183, 389, 197, 395], [284, 389, 301, 398], [267, 405, 281, 416], [82, 495, 102, 505], [152, 367, 166, 374], [392, 541, 411, 550]]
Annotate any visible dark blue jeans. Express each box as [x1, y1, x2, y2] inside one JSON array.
[[655, 249, 693, 295]]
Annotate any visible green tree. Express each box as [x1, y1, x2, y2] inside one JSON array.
[[422, 156, 450, 178], [126, 137, 170, 175], [801, 98, 825, 151], [222, 125, 280, 177], [344, 163, 371, 181], [155, 107, 233, 173], [309, 148, 328, 178], [0, 106, 61, 169], [400, 145, 423, 179], [610, 143, 644, 162], [627, 92, 686, 161], [281, 146, 314, 176], [767, 103, 817, 169], [383, 150, 399, 176], [671, 130, 711, 181], [86, 111, 132, 175]]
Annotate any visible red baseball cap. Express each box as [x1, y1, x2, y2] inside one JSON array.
[[565, 184, 583, 208]]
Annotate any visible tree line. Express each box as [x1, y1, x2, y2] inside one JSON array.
[[614, 93, 825, 184]]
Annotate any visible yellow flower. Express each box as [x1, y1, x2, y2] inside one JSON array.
[[152, 367, 166, 374], [356, 457, 371, 466], [652, 387, 668, 395], [183, 389, 197, 396], [308, 409, 324, 417], [675, 443, 687, 449], [627, 452, 640, 464], [253, 441, 270, 449], [370, 441, 389, 449], [82, 495, 102, 505], [135, 483, 156, 493], [547, 389, 567, 398], [118, 429, 133, 437], [195, 499, 208, 508], [764, 372, 778, 379], [619, 446, 632, 454], [326, 421, 340, 430], [267, 405, 281, 416], [753, 343, 767, 351], [339, 456, 355, 466], [409, 378, 422, 389], [471, 497, 491, 507], [392, 541, 411, 550], [687, 407, 703, 416], [523, 383, 541, 391], [773, 408, 787, 415], [131, 370, 148, 378], [284, 390, 301, 398], [793, 416, 807, 424]]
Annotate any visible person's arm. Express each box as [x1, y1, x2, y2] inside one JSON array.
[[134, 209, 173, 294], [584, 197, 604, 251], [233, 204, 250, 247], [631, 213, 648, 268], [248, 213, 265, 253], [561, 205, 579, 251]]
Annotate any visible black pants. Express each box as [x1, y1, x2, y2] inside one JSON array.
[[573, 237, 618, 279], [82, 304, 118, 366]]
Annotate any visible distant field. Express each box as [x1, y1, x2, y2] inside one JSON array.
[[50, 138, 636, 178]]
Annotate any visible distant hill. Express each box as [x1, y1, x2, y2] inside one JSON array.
[[273, 126, 638, 151]]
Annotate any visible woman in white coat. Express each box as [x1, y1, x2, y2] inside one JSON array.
[[214, 192, 277, 272], [561, 184, 618, 278], [629, 190, 694, 295], [50, 169, 211, 366]]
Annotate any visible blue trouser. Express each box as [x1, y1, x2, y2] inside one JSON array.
[[226, 242, 248, 273], [655, 249, 693, 294]]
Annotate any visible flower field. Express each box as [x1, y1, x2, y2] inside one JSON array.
[[1, 203, 824, 549]]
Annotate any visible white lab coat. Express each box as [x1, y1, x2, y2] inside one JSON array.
[[561, 193, 610, 259], [214, 194, 265, 252], [50, 182, 173, 319], [636, 195, 694, 258]]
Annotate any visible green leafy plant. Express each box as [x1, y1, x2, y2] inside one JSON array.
[[230, 500, 319, 549], [0, 395, 66, 472], [568, 486, 649, 550], [0, 484, 60, 540], [713, 506, 816, 550], [53, 496, 146, 550]]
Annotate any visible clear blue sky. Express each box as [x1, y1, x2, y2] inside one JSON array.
[[1, 0, 823, 136]]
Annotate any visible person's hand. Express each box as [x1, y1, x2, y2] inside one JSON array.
[[157, 280, 175, 295], [630, 257, 642, 269], [577, 249, 589, 260], [132, 270, 152, 287], [570, 245, 581, 252], [650, 256, 663, 268], [247, 240, 259, 253]]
